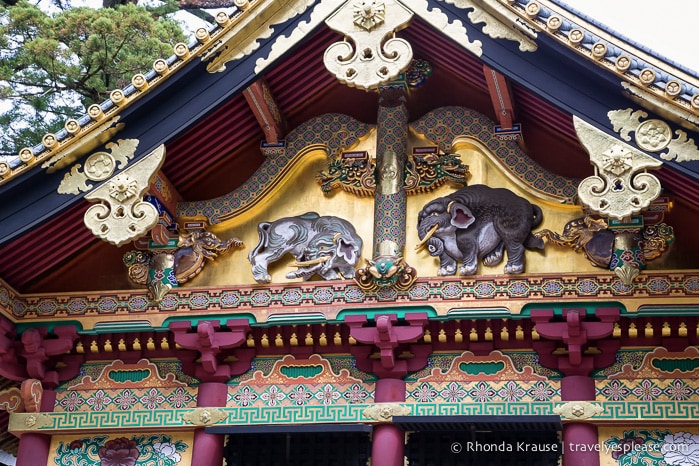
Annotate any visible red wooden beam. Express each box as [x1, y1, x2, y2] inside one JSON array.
[[242, 79, 285, 145], [483, 64, 516, 130]]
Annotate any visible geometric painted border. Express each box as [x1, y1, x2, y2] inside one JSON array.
[[2, 272, 699, 327], [10, 401, 699, 435]]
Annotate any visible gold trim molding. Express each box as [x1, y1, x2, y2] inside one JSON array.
[[362, 402, 411, 422], [182, 407, 229, 426], [553, 401, 603, 420], [609, 108, 699, 163], [83, 145, 165, 247], [9, 412, 52, 432], [203, 0, 316, 73], [574, 116, 662, 221]]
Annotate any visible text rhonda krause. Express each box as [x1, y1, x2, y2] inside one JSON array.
[[459, 442, 559, 453]]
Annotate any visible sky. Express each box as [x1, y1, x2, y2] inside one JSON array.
[[562, 0, 699, 73]]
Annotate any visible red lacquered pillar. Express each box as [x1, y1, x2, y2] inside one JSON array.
[[190, 382, 228, 465], [16, 388, 56, 466], [562, 375, 599, 466], [371, 378, 406, 466]]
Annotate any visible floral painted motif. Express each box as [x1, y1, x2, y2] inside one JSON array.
[[232, 386, 258, 407], [411, 383, 438, 403], [599, 379, 631, 401], [288, 386, 313, 406], [497, 381, 526, 402], [58, 391, 85, 412], [663, 380, 694, 401], [604, 429, 699, 466], [662, 432, 699, 466], [114, 390, 138, 410], [631, 379, 662, 401], [166, 387, 195, 409], [54, 434, 188, 466], [526, 380, 556, 401], [153, 442, 182, 465], [86, 390, 113, 411], [343, 383, 371, 403], [440, 382, 466, 403], [468, 381, 496, 402], [98, 438, 139, 466], [260, 386, 286, 407], [140, 388, 166, 410], [315, 384, 341, 405]]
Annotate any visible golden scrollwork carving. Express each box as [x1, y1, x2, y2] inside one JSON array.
[[57, 139, 139, 195], [574, 117, 662, 220], [609, 107, 699, 162], [324, 0, 413, 90], [362, 402, 411, 422], [182, 407, 228, 426], [83, 145, 165, 247], [552, 401, 603, 420]]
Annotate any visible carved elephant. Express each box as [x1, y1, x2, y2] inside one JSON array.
[[415, 184, 544, 275], [249, 212, 363, 283]]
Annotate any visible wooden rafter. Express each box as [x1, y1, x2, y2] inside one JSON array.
[[242, 79, 285, 145], [483, 64, 516, 130]]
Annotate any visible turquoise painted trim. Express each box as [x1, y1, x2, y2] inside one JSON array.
[[635, 305, 699, 316], [446, 307, 512, 319], [334, 306, 437, 321], [15, 320, 84, 334], [266, 313, 327, 325], [519, 302, 626, 317], [11, 401, 699, 434], [162, 314, 258, 328]]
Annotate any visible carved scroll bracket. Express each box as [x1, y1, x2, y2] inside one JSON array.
[[574, 116, 662, 221], [324, 0, 413, 90], [83, 145, 165, 247]]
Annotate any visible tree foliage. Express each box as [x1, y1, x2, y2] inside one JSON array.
[[0, 1, 186, 154]]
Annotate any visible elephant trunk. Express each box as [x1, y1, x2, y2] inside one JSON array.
[[290, 256, 330, 267]]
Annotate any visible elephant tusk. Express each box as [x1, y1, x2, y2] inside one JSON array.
[[415, 223, 439, 252], [290, 256, 330, 267]]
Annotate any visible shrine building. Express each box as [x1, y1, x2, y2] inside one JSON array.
[[1, 1, 699, 465]]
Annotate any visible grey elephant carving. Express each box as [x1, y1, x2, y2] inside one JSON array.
[[249, 212, 363, 283], [416, 184, 544, 275]]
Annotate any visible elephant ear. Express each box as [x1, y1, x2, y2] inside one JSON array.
[[336, 236, 359, 263], [448, 202, 475, 229]]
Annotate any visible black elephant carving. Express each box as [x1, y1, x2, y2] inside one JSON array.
[[416, 184, 544, 275]]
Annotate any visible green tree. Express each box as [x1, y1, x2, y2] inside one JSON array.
[[0, 1, 186, 154]]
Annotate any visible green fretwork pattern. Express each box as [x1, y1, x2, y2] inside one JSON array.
[[12, 402, 699, 435]]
